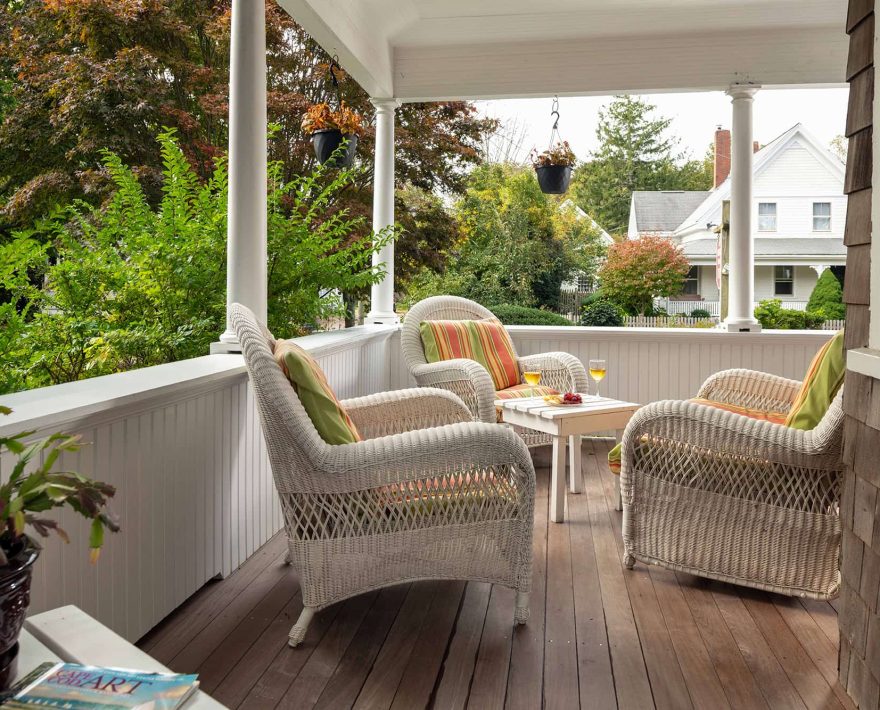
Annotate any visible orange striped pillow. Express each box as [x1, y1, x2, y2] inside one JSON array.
[[419, 318, 520, 390], [274, 340, 362, 445]]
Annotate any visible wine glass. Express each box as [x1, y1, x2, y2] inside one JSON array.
[[589, 359, 607, 398], [523, 370, 542, 398]]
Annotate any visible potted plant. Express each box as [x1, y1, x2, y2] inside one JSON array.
[[531, 141, 576, 194], [0, 408, 118, 689], [301, 101, 365, 168]]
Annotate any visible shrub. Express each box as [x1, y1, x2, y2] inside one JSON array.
[[690, 307, 712, 319], [489, 304, 572, 326], [581, 300, 625, 327], [754, 300, 826, 330], [806, 269, 846, 320]]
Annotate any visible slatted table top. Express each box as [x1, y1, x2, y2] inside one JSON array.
[[495, 396, 641, 421]]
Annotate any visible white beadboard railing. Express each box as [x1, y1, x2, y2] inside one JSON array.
[[0, 325, 398, 643], [1, 323, 831, 644]]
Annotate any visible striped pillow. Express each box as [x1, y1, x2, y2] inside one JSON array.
[[419, 318, 520, 391], [784, 330, 845, 430], [274, 340, 362, 445]]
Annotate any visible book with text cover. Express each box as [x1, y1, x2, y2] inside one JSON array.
[[3, 662, 198, 709]]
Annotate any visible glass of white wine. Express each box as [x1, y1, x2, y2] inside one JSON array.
[[589, 359, 607, 398], [523, 370, 542, 398]]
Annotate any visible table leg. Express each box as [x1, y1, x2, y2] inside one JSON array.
[[569, 434, 583, 494], [550, 435, 566, 523], [614, 429, 624, 512]]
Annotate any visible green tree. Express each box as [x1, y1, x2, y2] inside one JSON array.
[[571, 96, 712, 235], [405, 164, 606, 311], [807, 269, 846, 319], [0, 130, 391, 393], [598, 235, 690, 315]]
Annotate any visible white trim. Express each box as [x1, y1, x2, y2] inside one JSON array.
[[871, 25, 880, 350], [848, 348, 880, 380]]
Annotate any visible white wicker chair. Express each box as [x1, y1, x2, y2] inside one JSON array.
[[620, 368, 844, 599], [230, 304, 535, 646], [401, 296, 589, 446]]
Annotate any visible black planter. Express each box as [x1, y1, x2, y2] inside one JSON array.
[[535, 164, 572, 194], [311, 129, 358, 168], [0, 537, 38, 690]]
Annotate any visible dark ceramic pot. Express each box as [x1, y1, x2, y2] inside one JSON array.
[[0, 537, 39, 690], [311, 129, 358, 168], [535, 164, 572, 194]]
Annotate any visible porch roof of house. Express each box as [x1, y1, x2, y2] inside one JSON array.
[[277, 0, 847, 101], [681, 236, 848, 264]]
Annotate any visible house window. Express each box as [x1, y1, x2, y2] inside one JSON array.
[[813, 202, 831, 231], [682, 266, 699, 295], [774, 265, 794, 296], [758, 203, 777, 231], [576, 275, 594, 292]]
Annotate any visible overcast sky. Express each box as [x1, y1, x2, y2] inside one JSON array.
[[477, 87, 849, 164]]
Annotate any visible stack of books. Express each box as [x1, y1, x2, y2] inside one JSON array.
[[2, 662, 199, 709]]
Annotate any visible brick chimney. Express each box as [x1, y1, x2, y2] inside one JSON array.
[[714, 127, 731, 188]]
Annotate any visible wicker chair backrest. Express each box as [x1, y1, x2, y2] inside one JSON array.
[[401, 296, 509, 370], [230, 303, 328, 492]]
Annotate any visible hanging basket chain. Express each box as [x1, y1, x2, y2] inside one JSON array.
[[327, 54, 343, 109], [548, 95, 561, 148]]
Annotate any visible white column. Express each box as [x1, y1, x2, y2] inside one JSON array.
[[724, 84, 762, 333], [216, 0, 267, 350], [367, 98, 400, 325]]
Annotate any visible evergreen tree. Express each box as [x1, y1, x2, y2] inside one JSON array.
[[571, 96, 712, 235], [807, 269, 846, 319]]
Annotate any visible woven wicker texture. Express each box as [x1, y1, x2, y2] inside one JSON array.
[[402, 296, 589, 446], [231, 303, 536, 645], [620, 368, 844, 599]]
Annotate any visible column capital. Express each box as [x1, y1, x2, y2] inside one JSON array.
[[370, 97, 401, 113], [726, 83, 761, 100]]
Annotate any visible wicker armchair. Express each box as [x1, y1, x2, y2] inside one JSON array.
[[401, 296, 589, 445], [230, 304, 535, 646], [620, 368, 844, 600]]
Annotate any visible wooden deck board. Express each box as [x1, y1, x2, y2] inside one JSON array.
[[138, 441, 846, 709]]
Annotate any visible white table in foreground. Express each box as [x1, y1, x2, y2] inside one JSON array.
[[21, 605, 226, 709], [496, 396, 640, 523]]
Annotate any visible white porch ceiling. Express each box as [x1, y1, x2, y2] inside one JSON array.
[[277, 0, 848, 101]]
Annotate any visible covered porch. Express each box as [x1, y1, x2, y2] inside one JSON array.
[[0, 0, 868, 708]]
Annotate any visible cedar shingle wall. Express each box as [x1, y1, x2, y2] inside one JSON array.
[[841, 0, 879, 706]]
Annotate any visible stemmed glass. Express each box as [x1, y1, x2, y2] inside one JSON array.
[[589, 359, 607, 398], [523, 370, 542, 398]]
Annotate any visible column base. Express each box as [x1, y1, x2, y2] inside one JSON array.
[[723, 319, 762, 333], [366, 311, 400, 325], [210, 339, 242, 354]]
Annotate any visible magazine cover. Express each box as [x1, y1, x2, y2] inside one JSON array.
[[4, 663, 199, 709]]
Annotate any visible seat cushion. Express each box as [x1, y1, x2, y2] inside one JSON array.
[[784, 330, 845, 430], [494, 384, 559, 422], [274, 340, 362, 445], [419, 318, 520, 391], [607, 398, 789, 474]]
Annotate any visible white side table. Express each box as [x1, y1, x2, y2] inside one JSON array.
[[496, 396, 640, 523], [19, 606, 226, 709]]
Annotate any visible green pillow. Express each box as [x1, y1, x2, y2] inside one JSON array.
[[274, 340, 362, 445], [784, 330, 845, 430]]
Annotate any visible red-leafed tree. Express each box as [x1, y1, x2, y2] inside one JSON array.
[[598, 235, 690, 315], [0, 0, 494, 279]]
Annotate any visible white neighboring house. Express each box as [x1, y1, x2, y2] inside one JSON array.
[[627, 124, 846, 315], [560, 202, 615, 292]]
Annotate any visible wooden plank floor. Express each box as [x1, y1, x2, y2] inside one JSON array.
[[138, 440, 852, 710]]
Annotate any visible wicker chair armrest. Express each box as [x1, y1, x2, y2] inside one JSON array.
[[696, 368, 802, 412], [621, 399, 837, 472], [411, 359, 496, 423], [312, 422, 536, 496], [518, 352, 589, 393], [341, 388, 473, 439]]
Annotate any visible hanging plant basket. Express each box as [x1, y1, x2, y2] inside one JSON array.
[[535, 164, 572, 194], [531, 96, 576, 195], [301, 57, 365, 170], [311, 129, 359, 168]]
